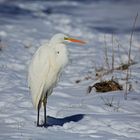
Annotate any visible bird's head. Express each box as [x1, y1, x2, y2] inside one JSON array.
[[49, 33, 86, 45]]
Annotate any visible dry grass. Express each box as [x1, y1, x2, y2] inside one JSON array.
[[124, 13, 138, 100], [88, 79, 123, 93], [75, 14, 139, 99]]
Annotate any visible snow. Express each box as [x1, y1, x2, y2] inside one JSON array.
[[0, 0, 140, 139]]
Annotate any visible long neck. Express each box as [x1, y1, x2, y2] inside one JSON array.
[[53, 43, 68, 69]]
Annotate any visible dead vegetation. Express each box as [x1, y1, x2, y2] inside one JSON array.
[[75, 14, 139, 99], [101, 96, 121, 112], [124, 13, 138, 100], [88, 79, 123, 93], [115, 62, 136, 70], [95, 60, 136, 80]]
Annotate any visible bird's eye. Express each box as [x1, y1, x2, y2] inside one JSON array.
[[64, 37, 68, 40], [57, 51, 59, 54]]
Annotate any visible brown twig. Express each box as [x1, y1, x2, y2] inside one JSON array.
[[125, 13, 138, 100], [111, 33, 114, 70], [104, 34, 110, 69]]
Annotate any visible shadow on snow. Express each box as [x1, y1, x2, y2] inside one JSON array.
[[44, 114, 84, 127]]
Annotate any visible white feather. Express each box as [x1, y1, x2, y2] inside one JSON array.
[[28, 34, 69, 110]]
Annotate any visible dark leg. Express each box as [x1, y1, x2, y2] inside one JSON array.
[[43, 97, 47, 126], [37, 100, 41, 127]]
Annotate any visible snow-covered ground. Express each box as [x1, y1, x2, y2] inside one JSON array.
[[0, 0, 140, 139]]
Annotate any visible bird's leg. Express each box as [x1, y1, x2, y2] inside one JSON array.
[[37, 100, 41, 127], [43, 97, 47, 126]]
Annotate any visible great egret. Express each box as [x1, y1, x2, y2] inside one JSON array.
[[28, 33, 86, 127]]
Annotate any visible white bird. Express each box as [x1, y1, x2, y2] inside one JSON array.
[[28, 33, 85, 127]]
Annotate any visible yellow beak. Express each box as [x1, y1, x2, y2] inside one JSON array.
[[65, 37, 86, 45]]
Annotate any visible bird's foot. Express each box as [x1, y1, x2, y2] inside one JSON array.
[[36, 118, 48, 127], [37, 123, 43, 127], [43, 122, 49, 127], [36, 122, 48, 127], [37, 123, 48, 127]]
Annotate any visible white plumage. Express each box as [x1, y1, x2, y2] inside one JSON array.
[[28, 33, 85, 126]]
